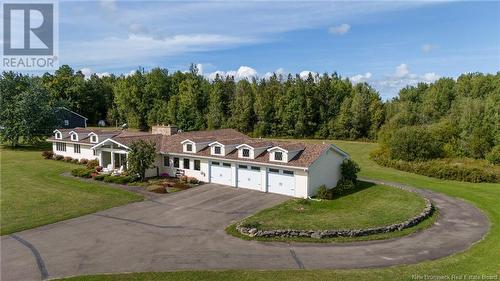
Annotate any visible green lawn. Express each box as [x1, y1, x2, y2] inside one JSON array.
[[58, 139, 500, 281], [239, 182, 427, 230], [0, 146, 143, 235]]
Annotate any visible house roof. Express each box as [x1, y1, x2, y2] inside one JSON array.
[[49, 127, 347, 168]]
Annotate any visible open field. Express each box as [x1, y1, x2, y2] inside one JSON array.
[[56, 139, 500, 280], [0, 146, 143, 235]]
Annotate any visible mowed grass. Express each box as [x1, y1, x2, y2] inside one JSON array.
[[241, 181, 427, 230], [0, 146, 143, 235], [58, 139, 500, 281]]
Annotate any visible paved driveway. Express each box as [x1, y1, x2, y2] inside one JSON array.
[[1, 182, 489, 281]]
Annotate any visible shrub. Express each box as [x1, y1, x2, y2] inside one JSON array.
[[241, 221, 261, 229], [72, 159, 79, 164], [188, 177, 199, 184], [173, 182, 189, 190], [86, 159, 99, 169], [42, 150, 54, 159], [54, 155, 64, 161], [486, 145, 500, 165], [94, 174, 106, 181], [388, 126, 443, 161], [79, 158, 88, 165], [103, 175, 133, 184], [297, 198, 310, 205], [340, 159, 360, 183], [316, 185, 332, 200], [64, 156, 73, 162], [334, 178, 356, 196], [71, 168, 94, 178], [179, 175, 188, 183], [371, 149, 499, 183], [95, 166, 103, 172], [150, 186, 167, 194]]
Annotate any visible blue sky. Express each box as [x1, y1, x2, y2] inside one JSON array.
[[13, 1, 500, 98]]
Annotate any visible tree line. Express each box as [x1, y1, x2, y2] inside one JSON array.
[[1, 65, 498, 163]]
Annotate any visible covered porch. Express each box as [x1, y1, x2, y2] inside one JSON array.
[[92, 139, 130, 173]]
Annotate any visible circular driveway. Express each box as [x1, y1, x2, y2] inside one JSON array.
[[0, 180, 490, 281]]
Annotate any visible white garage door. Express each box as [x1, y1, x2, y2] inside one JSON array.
[[237, 165, 262, 190], [267, 168, 295, 196], [210, 161, 232, 186]]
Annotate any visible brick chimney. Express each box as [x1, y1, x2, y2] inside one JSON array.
[[152, 124, 178, 136]]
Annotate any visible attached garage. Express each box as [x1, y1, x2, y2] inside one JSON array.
[[237, 165, 262, 190], [267, 168, 296, 196], [210, 161, 232, 185]]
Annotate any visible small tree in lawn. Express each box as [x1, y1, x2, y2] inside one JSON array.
[[127, 140, 156, 181]]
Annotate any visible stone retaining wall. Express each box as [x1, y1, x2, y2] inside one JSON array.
[[237, 198, 434, 239]]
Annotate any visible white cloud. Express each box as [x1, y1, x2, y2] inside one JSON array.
[[299, 70, 317, 79], [422, 72, 440, 82], [264, 67, 286, 79], [350, 72, 372, 84], [395, 63, 410, 78], [328, 23, 351, 35], [80, 67, 111, 79], [421, 43, 434, 53], [129, 23, 149, 35], [374, 64, 441, 99], [206, 66, 258, 81]]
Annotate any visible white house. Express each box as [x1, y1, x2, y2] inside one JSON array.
[[48, 125, 349, 198]]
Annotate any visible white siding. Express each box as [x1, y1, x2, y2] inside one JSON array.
[[52, 142, 97, 161], [307, 148, 345, 197]]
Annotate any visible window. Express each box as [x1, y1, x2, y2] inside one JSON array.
[[274, 151, 283, 161], [183, 158, 190, 169], [55, 132, 61, 139], [186, 144, 193, 152], [269, 168, 279, 173], [283, 170, 294, 176], [251, 166, 260, 171], [212, 161, 220, 166], [93, 149, 97, 156], [222, 163, 231, 167], [194, 160, 200, 171], [56, 142, 66, 151], [214, 146, 221, 155], [90, 135, 97, 143], [64, 120, 69, 126], [242, 148, 250, 157], [239, 165, 248, 169], [71, 134, 77, 141], [74, 144, 81, 154], [173, 157, 179, 168], [163, 155, 170, 167]]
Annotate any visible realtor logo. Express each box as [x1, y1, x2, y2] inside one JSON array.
[[2, 1, 58, 70]]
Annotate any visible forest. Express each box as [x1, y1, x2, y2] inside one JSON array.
[[1, 65, 498, 166]]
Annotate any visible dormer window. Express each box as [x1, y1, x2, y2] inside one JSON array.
[[274, 151, 283, 161], [90, 135, 98, 143], [214, 146, 221, 155], [242, 148, 250, 157], [186, 144, 193, 152], [55, 131, 62, 139], [71, 134, 78, 141]]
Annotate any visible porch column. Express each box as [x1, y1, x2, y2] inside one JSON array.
[[110, 147, 115, 169]]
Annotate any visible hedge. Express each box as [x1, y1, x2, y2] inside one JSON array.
[[370, 149, 499, 183], [71, 168, 95, 178]]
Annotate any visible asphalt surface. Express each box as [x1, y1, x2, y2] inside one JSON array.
[[0, 182, 490, 281]]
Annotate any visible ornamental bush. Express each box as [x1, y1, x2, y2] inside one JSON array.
[[94, 174, 106, 181], [103, 175, 133, 184], [188, 177, 199, 184], [340, 159, 360, 183], [316, 185, 332, 200], [54, 155, 64, 161], [333, 178, 356, 196], [42, 150, 54, 159], [64, 156, 73, 162], [86, 159, 99, 169], [79, 158, 88, 165], [71, 168, 94, 178]]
